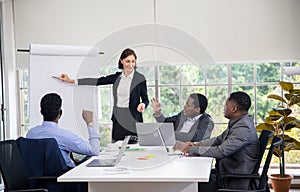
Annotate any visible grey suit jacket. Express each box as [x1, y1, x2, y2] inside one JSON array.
[[189, 114, 259, 189], [154, 111, 214, 142]]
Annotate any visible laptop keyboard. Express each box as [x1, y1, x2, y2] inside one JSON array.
[[86, 159, 115, 167], [168, 149, 184, 156]]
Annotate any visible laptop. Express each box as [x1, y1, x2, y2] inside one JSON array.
[[136, 123, 176, 146], [157, 127, 184, 156], [86, 136, 130, 167]]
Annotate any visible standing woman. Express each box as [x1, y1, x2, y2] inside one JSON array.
[[58, 48, 149, 142]]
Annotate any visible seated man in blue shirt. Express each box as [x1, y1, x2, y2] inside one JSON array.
[[27, 93, 100, 168], [151, 93, 214, 142]]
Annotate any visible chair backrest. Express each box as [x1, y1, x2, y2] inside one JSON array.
[[258, 136, 283, 190], [253, 130, 274, 174], [16, 137, 70, 192], [16, 137, 69, 178], [0, 140, 30, 190]]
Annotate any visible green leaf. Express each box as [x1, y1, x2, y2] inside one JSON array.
[[274, 147, 281, 157], [267, 94, 287, 104], [289, 96, 300, 106], [256, 123, 275, 132], [269, 110, 283, 117], [284, 123, 296, 131], [285, 93, 293, 101], [266, 116, 281, 122], [273, 108, 292, 117], [280, 81, 293, 91], [283, 135, 300, 150], [289, 89, 300, 95], [284, 116, 296, 124], [293, 120, 300, 128]]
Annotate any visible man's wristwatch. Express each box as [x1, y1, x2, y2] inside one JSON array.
[[87, 122, 94, 127]]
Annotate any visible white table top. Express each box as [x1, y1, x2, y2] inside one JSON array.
[[58, 146, 213, 183]]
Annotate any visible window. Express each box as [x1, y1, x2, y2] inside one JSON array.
[[18, 61, 300, 164], [18, 70, 30, 136]]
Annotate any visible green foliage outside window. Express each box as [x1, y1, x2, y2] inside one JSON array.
[[159, 66, 180, 85], [206, 64, 228, 84], [232, 64, 254, 83], [181, 64, 205, 85]]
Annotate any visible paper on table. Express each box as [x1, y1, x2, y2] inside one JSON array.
[[126, 148, 146, 152], [104, 167, 130, 175]]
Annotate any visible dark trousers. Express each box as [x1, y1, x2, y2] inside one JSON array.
[[112, 107, 138, 142], [198, 169, 218, 192], [199, 169, 253, 191]]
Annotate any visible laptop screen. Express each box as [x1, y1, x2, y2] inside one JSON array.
[[136, 123, 176, 146], [86, 136, 130, 167], [114, 136, 130, 164]]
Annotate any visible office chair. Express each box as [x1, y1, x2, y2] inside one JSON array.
[[16, 137, 69, 192], [16, 137, 87, 192], [217, 136, 283, 192], [16, 137, 86, 192], [252, 130, 274, 179], [217, 130, 273, 190], [0, 139, 48, 192]]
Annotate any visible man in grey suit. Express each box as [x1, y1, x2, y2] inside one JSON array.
[[174, 91, 259, 191], [151, 93, 214, 142]]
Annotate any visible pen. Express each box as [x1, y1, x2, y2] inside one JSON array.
[[52, 76, 60, 79]]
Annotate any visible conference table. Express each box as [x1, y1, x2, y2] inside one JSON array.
[[58, 145, 213, 192]]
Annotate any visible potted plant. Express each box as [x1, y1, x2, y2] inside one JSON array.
[[256, 81, 300, 192]]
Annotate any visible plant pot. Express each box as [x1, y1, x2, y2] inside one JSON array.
[[269, 174, 293, 192]]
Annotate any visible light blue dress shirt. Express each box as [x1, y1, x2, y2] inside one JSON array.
[[26, 121, 100, 167]]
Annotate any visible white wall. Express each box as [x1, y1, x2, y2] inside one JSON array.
[[13, 0, 300, 69], [14, 0, 155, 68], [14, 0, 154, 46], [157, 0, 300, 62]]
